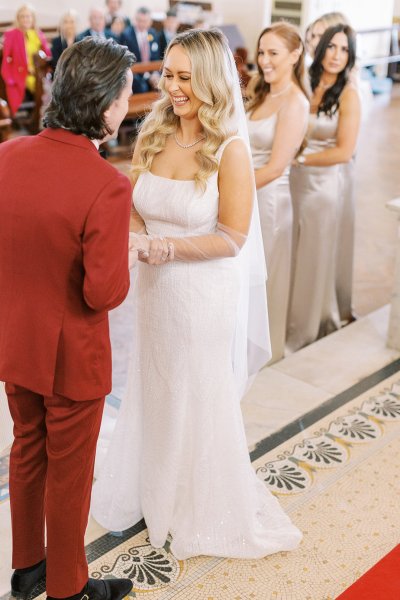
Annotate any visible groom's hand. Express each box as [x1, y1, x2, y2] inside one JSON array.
[[128, 249, 139, 269]]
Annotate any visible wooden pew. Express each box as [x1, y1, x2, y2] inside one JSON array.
[[127, 90, 160, 118], [126, 60, 163, 119], [0, 97, 12, 142], [132, 60, 163, 74]]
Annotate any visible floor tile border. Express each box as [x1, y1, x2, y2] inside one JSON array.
[[1, 357, 399, 600]]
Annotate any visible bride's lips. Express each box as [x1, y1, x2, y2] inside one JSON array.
[[171, 95, 189, 106]]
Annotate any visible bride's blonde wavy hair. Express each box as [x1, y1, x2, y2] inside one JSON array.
[[131, 28, 237, 189]]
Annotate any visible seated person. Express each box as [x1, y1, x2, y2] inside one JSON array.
[[158, 9, 180, 57], [105, 0, 130, 29], [1, 3, 51, 115], [120, 6, 160, 93], [77, 7, 116, 41], [51, 10, 78, 70]]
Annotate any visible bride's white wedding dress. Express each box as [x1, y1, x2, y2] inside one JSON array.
[[91, 137, 302, 559]]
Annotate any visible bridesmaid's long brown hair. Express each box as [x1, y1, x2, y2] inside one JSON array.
[[246, 22, 308, 112]]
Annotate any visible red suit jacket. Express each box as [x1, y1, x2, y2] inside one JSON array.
[[1, 27, 51, 115], [0, 128, 132, 400]]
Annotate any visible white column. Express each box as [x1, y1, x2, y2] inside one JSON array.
[[386, 198, 400, 350]]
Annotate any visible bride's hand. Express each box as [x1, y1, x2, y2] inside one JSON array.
[[147, 237, 171, 265], [129, 233, 150, 259]]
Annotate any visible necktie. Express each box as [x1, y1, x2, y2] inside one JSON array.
[[140, 32, 150, 62]]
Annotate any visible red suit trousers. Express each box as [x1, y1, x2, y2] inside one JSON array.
[[6, 383, 105, 597]]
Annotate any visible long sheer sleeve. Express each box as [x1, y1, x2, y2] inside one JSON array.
[[167, 222, 247, 261]]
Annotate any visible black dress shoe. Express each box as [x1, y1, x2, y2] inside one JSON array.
[[11, 559, 46, 599], [46, 577, 133, 600]]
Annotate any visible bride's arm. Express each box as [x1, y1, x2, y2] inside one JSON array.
[[145, 138, 253, 264]]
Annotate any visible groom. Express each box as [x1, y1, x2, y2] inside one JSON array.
[[0, 39, 136, 600]]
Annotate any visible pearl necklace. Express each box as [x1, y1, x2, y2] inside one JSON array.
[[269, 82, 293, 98], [174, 133, 205, 149]]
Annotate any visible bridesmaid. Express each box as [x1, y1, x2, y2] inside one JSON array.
[[287, 24, 361, 352], [308, 11, 357, 323], [246, 22, 309, 362], [1, 4, 51, 115]]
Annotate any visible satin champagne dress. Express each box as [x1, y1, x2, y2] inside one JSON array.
[[287, 111, 341, 352], [247, 114, 292, 363], [336, 158, 356, 323]]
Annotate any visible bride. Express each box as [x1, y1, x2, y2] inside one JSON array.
[[91, 28, 302, 559]]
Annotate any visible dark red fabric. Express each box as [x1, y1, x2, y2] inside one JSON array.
[[7, 383, 105, 597], [0, 128, 131, 400], [336, 544, 400, 599]]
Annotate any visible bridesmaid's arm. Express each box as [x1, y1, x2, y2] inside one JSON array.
[[296, 87, 361, 167], [254, 92, 309, 189]]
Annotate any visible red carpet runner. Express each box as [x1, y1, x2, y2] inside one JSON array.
[[336, 544, 400, 599]]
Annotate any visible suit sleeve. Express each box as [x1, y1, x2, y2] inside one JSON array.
[[82, 172, 132, 312]]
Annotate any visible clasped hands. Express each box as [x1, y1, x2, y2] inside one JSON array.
[[129, 233, 174, 268]]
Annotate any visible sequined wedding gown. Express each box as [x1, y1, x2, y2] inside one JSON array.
[[91, 138, 302, 559]]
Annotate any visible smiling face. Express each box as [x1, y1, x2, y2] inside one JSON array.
[[321, 31, 349, 75], [163, 44, 203, 120], [17, 7, 35, 31], [257, 31, 298, 85]]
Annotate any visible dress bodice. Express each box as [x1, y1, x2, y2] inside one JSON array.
[[246, 113, 277, 170], [305, 111, 339, 153], [133, 137, 238, 239]]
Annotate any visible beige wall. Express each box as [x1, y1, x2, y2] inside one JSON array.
[[0, 0, 396, 51], [0, 0, 270, 49]]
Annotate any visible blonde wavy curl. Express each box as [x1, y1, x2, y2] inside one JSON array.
[[131, 28, 237, 190]]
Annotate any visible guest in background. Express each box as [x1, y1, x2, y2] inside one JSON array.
[[77, 7, 115, 41], [287, 24, 361, 352], [308, 12, 349, 59], [158, 9, 180, 57], [109, 16, 126, 42], [1, 3, 51, 115], [246, 22, 309, 363], [104, 0, 130, 29], [120, 6, 161, 93], [51, 10, 78, 70]]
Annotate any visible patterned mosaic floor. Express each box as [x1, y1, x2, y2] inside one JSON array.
[[0, 450, 9, 505], [2, 370, 400, 600]]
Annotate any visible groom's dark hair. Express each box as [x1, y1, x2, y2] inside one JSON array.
[[44, 37, 135, 139]]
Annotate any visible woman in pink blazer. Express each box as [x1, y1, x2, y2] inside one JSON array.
[[1, 4, 51, 115]]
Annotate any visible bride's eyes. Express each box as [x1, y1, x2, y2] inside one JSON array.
[[163, 73, 190, 81]]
